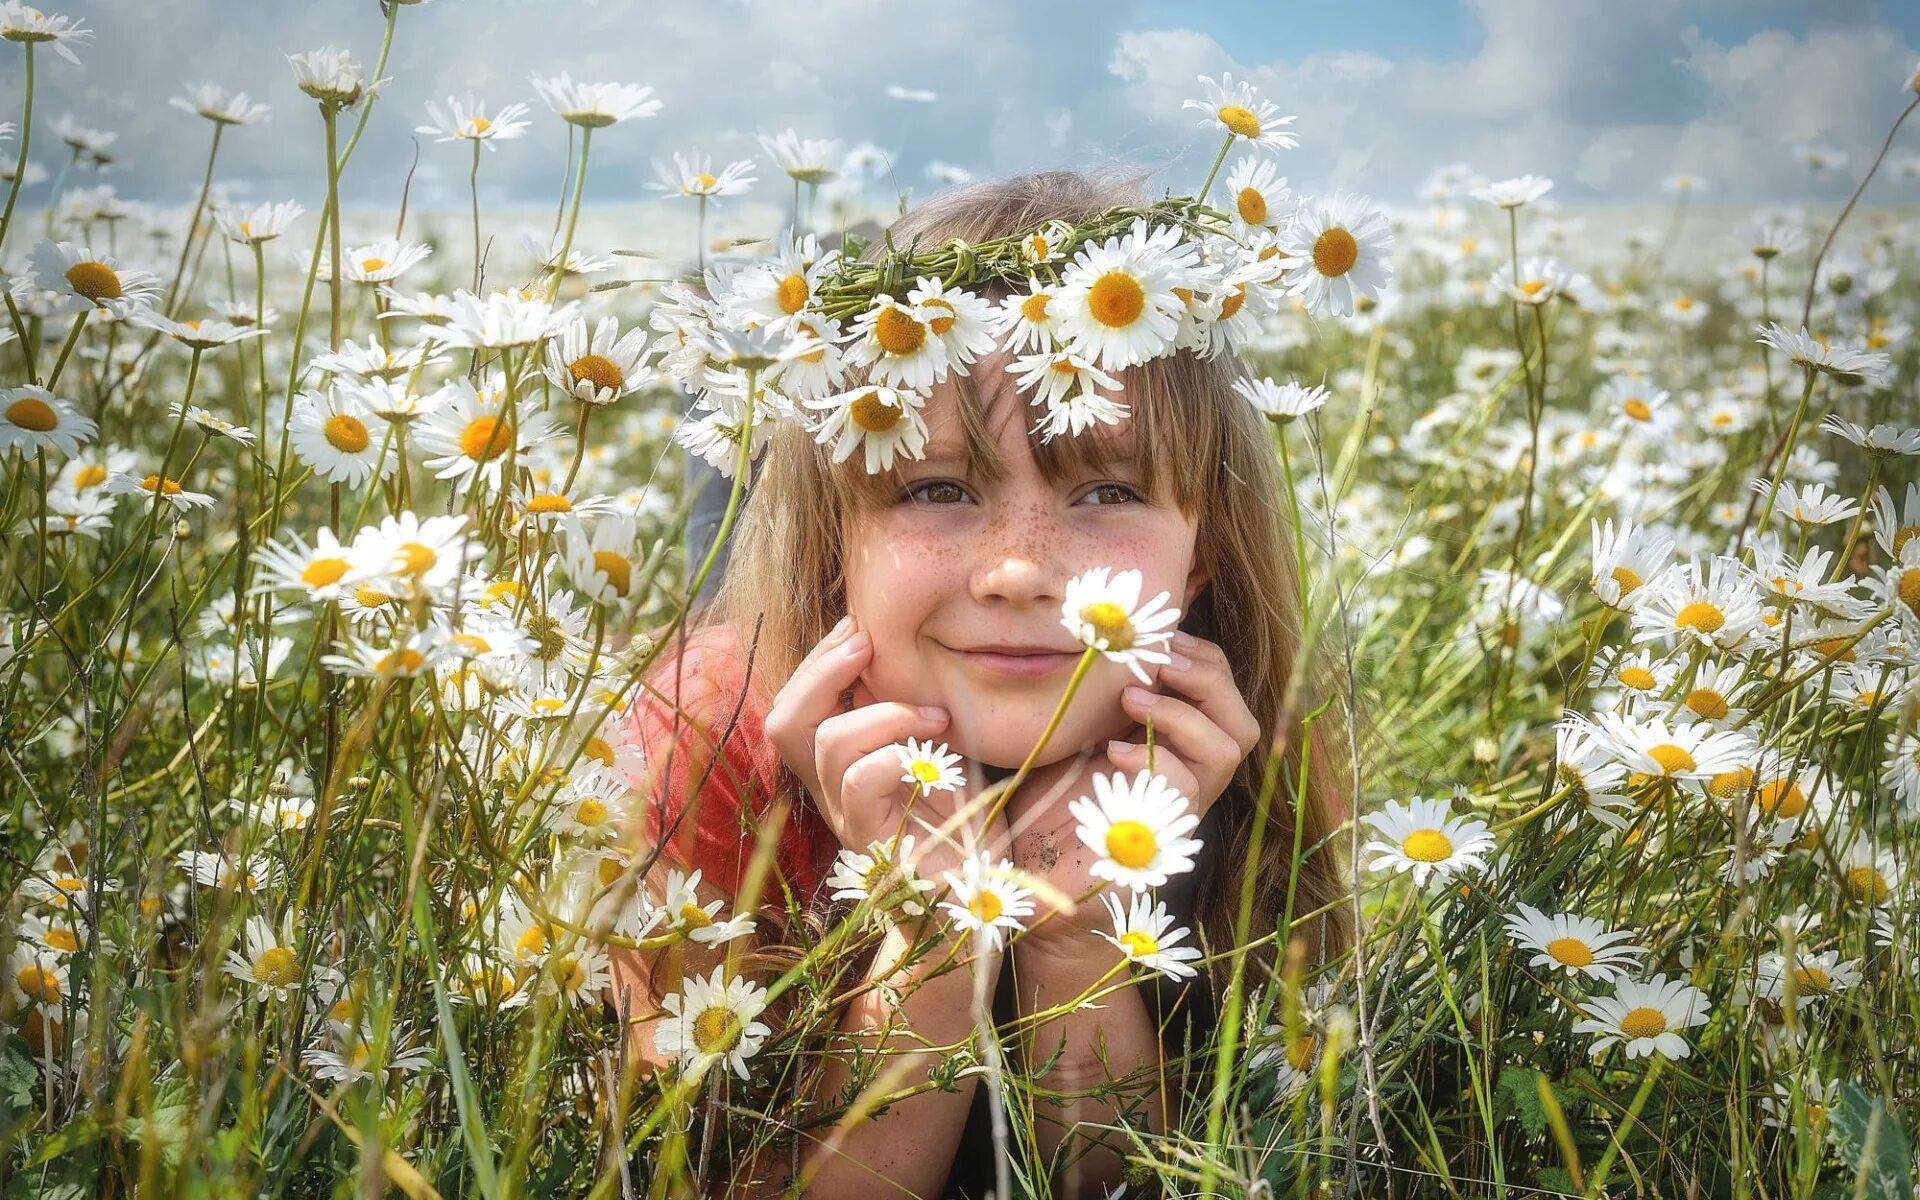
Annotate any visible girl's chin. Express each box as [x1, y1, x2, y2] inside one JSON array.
[[945, 713, 1131, 774]]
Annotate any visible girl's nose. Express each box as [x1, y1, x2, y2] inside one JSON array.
[[970, 515, 1062, 608]]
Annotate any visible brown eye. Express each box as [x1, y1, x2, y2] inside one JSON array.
[[905, 480, 969, 506], [1083, 483, 1141, 506]]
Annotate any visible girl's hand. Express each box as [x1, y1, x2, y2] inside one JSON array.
[[764, 614, 1006, 886], [1006, 631, 1261, 945]]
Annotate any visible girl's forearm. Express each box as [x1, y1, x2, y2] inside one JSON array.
[[1010, 937, 1169, 1200], [801, 922, 1002, 1199]]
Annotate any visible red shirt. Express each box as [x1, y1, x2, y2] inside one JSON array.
[[624, 623, 838, 901]]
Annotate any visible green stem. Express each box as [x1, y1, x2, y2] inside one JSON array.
[[0, 43, 34, 257], [1197, 133, 1234, 201], [164, 122, 224, 317], [544, 125, 593, 302]]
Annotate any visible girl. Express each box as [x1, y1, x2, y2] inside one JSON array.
[[612, 169, 1350, 1199]]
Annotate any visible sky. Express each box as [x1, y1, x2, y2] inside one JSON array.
[[13, 0, 1920, 224]]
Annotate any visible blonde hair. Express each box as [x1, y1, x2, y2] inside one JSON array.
[[682, 168, 1351, 981]]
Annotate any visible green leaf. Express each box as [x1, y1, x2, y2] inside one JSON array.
[[0, 1043, 36, 1113], [1498, 1065, 1550, 1137], [1827, 1081, 1913, 1200]]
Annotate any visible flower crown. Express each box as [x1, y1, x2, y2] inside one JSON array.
[[654, 73, 1394, 477]]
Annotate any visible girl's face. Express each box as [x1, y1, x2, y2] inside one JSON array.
[[843, 351, 1210, 770]]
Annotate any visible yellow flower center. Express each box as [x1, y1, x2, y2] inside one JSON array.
[[66, 260, 123, 301], [1104, 820, 1159, 869], [848, 389, 902, 433], [921, 297, 956, 335], [359, 257, 387, 274], [5, 396, 56, 431], [1755, 780, 1807, 819], [1086, 271, 1147, 328], [872, 306, 927, 356], [1623, 398, 1652, 421], [72, 464, 106, 488], [1236, 187, 1268, 226], [323, 413, 370, 453], [1216, 104, 1262, 138], [1617, 666, 1657, 691], [693, 172, 718, 191], [1607, 566, 1643, 596], [1792, 966, 1832, 993], [394, 541, 437, 576], [910, 760, 943, 785], [526, 493, 572, 514], [692, 1005, 740, 1053], [1619, 1007, 1667, 1040], [300, 556, 351, 588], [353, 583, 392, 607], [1896, 568, 1920, 616], [514, 926, 548, 960], [1845, 867, 1889, 905], [1078, 600, 1133, 649], [1684, 688, 1729, 721], [1519, 279, 1548, 297], [1286, 1034, 1318, 1071], [140, 475, 184, 495], [592, 550, 632, 596], [1708, 767, 1753, 800], [251, 946, 300, 988], [1312, 228, 1360, 278], [968, 890, 1004, 923], [43, 928, 79, 953], [377, 648, 426, 675], [1546, 937, 1594, 967], [1118, 930, 1160, 958], [574, 798, 610, 826], [15, 965, 60, 1004], [678, 902, 713, 929], [466, 116, 492, 135], [1647, 744, 1696, 774], [568, 353, 624, 394], [1400, 828, 1453, 863], [459, 416, 513, 461], [1673, 296, 1695, 311], [775, 272, 809, 315], [1892, 524, 1919, 556], [1219, 287, 1247, 320], [1674, 601, 1725, 633], [583, 736, 615, 767]]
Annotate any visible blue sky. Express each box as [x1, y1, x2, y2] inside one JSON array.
[[15, 0, 1920, 219]]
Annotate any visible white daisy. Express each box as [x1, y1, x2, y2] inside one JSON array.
[[287, 387, 393, 488], [648, 152, 756, 199], [845, 296, 951, 391], [104, 472, 216, 512], [561, 514, 646, 606], [542, 316, 650, 406], [221, 913, 309, 1000], [1754, 949, 1861, 1006], [938, 852, 1036, 950], [1573, 975, 1709, 1060], [530, 72, 661, 128], [1470, 175, 1554, 209], [896, 738, 966, 794], [0, 386, 95, 456], [1231, 376, 1328, 426], [1362, 796, 1496, 888], [1058, 566, 1181, 684], [1068, 770, 1203, 891], [802, 384, 929, 473], [1008, 350, 1123, 418], [907, 276, 998, 369], [29, 240, 162, 318], [319, 238, 432, 286], [214, 199, 304, 247], [826, 836, 938, 927], [652, 966, 772, 1080], [1099, 891, 1203, 980], [416, 95, 531, 146], [252, 527, 371, 603], [1183, 72, 1299, 152], [1504, 904, 1645, 981], [414, 377, 564, 492], [437, 289, 577, 351], [6, 945, 68, 1017], [1629, 558, 1765, 653], [1272, 193, 1394, 318], [1054, 217, 1199, 371], [1588, 517, 1673, 611], [1588, 712, 1756, 784], [989, 277, 1064, 355], [1220, 156, 1291, 234]]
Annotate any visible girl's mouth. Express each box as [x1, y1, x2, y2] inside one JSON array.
[[945, 643, 1079, 679]]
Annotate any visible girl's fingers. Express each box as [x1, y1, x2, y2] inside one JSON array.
[[1103, 738, 1205, 815], [765, 625, 872, 792], [1158, 635, 1263, 755], [839, 741, 961, 849], [1121, 685, 1247, 780], [814, 702, 950, 804]]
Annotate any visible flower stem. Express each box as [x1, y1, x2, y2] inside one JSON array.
[[1197, 133, 1234, 201], [164, 122, 224, 318], [0, 43, 34, 257]]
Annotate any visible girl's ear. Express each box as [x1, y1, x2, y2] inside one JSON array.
[[1182, 556, 1213, 609]]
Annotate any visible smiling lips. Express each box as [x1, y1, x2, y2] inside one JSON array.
[[948, 642, 1079, 679]]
